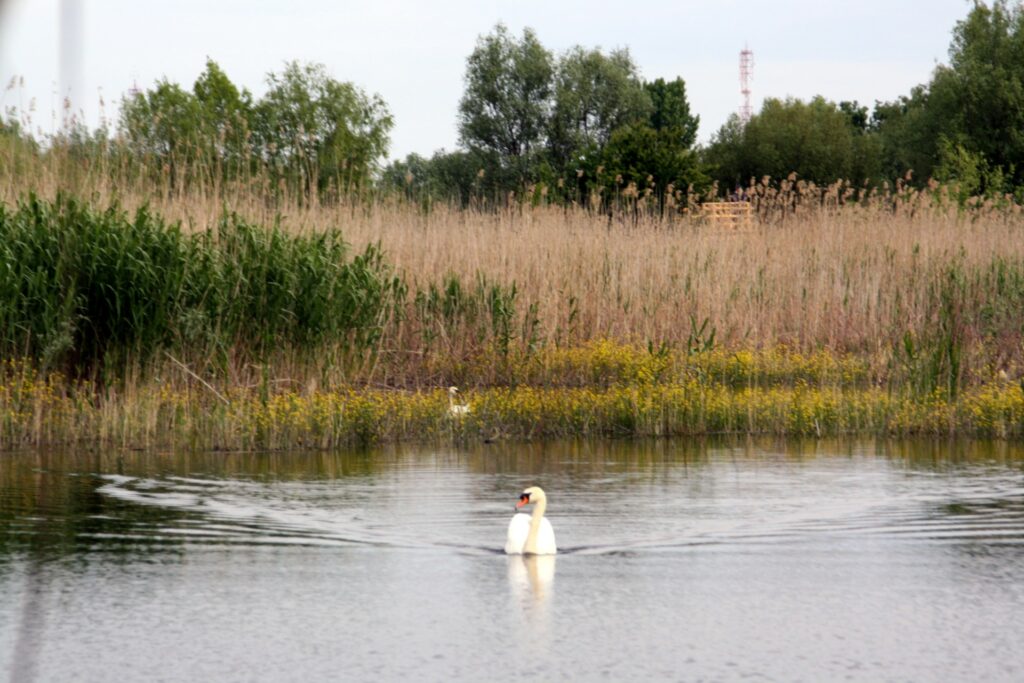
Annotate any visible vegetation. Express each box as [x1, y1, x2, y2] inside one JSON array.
[[116, 59, 392, 198], [7, 3, 1024, 206], [0, 188, 1021, 447], [0, 196, 400, 381], [708, 0, 1024, 198], [1, 344, 1021, 450], [392, 26, 705, 205], [1, 2, 1024, 448]]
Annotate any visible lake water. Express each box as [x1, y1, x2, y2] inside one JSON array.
[[2, 439, 1023, 682]]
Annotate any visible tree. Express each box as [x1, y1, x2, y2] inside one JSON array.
[[118, 60, 253, 184], [547, 47, 651, 174], [601, 123, 708, 202], [381, 149, 508, 206], [119, 79, 204, 185], [253, 61, 393, 194], [704, 96, 875, 188], [872, 1, 1024, 191], [457, 24, 554, 187], [936, 0, 1024, 186], [838, 100, 869, 133], [192, 59, 254, 175], [645, 77, 699, 147], [871, 86, 943, 182]]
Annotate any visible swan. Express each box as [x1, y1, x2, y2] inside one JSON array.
[[505, 486, 557, 555], [447, 386, 471, 417]]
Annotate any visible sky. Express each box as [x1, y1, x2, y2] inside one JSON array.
[[0, 0, 974, 161]]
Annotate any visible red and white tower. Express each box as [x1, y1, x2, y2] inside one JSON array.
[[739, 45, 754, 124]]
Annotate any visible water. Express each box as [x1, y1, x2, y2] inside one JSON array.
[[2, 439, 1023, 682]]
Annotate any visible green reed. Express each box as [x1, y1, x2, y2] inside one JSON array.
[[0, 194, 400, 380]]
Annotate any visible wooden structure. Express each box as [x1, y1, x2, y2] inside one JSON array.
[[701, 201, 754, 230]]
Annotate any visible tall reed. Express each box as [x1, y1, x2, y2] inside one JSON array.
[[0, 195, 400, 381], [2, 140, 1024, 398]]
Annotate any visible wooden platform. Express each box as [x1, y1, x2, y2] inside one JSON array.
[[701, 201, 754, 230]]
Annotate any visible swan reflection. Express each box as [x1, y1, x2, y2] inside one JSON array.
[[507, 554, 556, 605]]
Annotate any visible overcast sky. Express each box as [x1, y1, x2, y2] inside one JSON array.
[[0, 0, 972, 160]]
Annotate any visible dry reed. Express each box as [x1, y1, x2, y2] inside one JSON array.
[[2, 141, 1024, 447]]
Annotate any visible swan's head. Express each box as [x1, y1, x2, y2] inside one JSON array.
[[448, 386, 459, 396], [516, 486, 546, 509]]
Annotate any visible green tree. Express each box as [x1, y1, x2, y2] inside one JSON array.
[[873, 1, 1024, 191], [705, 96, 874, 188], [457, 24, 554, 188], [547, 47, 651, 175], [192, 58, 254, 176], [645, 77, 699, 147], [118, 60, 253, 185], [119, 79, 203, 181], [601, 123, 708, 202], [936, 0, 1024, 186], [871, 85, 944, 182], [381, 149, 507, 207], [838, 100, 869, 133], [253, 61, 393, 195]]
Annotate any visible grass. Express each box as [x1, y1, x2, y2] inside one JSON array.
[[0, 345, 1021, 450], [1, 144, 1024, 447], [0, 195, 400, 379]]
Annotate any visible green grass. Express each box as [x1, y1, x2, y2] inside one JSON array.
[[0, 194, 400, 379]]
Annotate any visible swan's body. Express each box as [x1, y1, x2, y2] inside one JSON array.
[[505, 486, 557, 555], [447, 386, 471, 417]]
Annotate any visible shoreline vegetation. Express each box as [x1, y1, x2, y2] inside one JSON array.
[[0, 188, 1022, 449], [1, 349, 1022, 450]]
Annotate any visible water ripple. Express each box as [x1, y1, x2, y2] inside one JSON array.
[[93, 470, 1024, 555]]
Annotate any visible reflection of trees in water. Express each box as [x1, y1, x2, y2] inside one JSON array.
[[455, 435, 1024, 478], [0, 446, 436, 564], [0, 452, 188, 561], [884, 439, 1024, 471], [461, 437, 716, 477]]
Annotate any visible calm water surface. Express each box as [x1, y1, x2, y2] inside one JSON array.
[[1, 439, 1023, 682]]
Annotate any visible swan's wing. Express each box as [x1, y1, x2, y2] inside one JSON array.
[[505, 513, 531, 554], [537, 517, 557, 555]]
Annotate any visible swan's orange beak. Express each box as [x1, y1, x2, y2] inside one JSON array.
[[516, 493, 530, 508]]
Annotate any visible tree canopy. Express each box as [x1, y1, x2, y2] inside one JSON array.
[[457, 24, 553, 186], [397, 23, 707, 205], [118, 59, 392, 194], [15, 2, 1024, 207]]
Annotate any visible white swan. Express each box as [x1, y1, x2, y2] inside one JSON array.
[[447, 386, 471, 417], [505, 486, 557, 555]]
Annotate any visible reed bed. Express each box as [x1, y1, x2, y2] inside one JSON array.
[[3, 191, 1021, 388], [1, 348, 1020, 450], [2, 147, 1024, 445]]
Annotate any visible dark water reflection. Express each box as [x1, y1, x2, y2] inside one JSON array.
[[1, 438, 1023, 681]]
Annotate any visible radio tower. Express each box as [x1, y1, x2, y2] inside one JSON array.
[[739, 45, 754, 124]]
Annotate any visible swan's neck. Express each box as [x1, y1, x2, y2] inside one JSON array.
[[524, 496, 547, 554]]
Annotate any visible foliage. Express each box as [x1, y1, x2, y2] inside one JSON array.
[[645, 77, 699, 147], [940, 0, 1024, 186], [0, 195, 400, 378], [253, 61, 393, 195], [546, 46, 651, 177], [600, 123, 708, 202], [704, 96, 878, 188], [457, 24, 554, 186], [2, 345, 1022, 450], [118, 59, 392, 196], [872, 0, 1024, 192], [380, 148, 506, 206], [453, 24, 706, 203]]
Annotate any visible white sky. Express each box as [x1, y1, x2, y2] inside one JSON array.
[[0, 0, 972, 160]]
